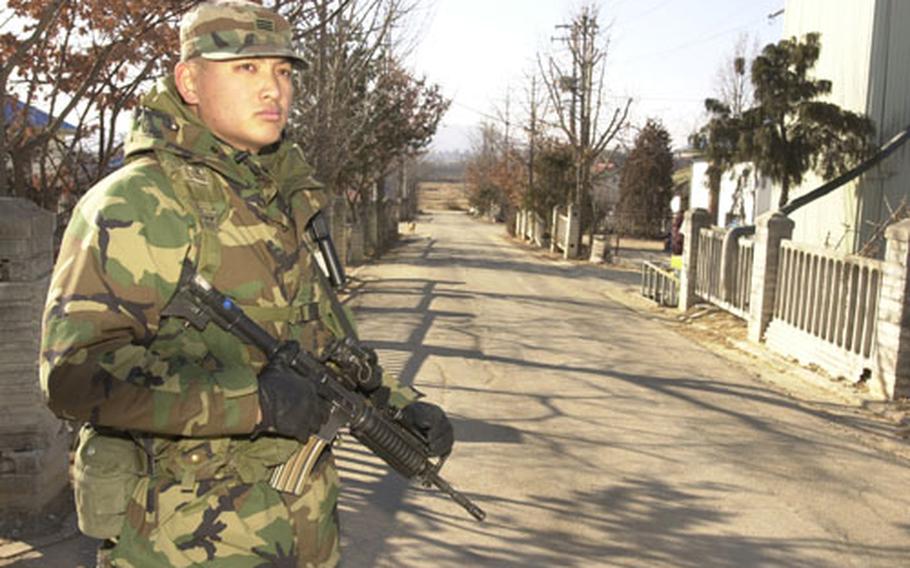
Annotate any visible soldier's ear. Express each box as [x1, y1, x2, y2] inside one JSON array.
[[174, 61, 200, 105]]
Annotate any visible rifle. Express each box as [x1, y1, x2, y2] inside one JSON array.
[[164, 273, 486, 522]]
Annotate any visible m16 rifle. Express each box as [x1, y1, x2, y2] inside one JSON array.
[[164, 272, 486, 522]]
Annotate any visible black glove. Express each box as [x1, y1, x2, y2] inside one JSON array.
[[257, 341, 329, 442], [400, 401, 454, 457]]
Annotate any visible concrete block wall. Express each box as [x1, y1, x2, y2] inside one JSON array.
[[329, 196, 348, 273], [347, 223, 365, 266], [875, 219, 910, 398], [0, 197, 69, 512]]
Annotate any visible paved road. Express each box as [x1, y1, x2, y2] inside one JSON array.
[[336, 211, 910, 567], [6, 210, 909, 567]]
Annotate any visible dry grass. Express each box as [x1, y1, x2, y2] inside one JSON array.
[[417, 182, 469, 211], [615, 237, 666, 252]]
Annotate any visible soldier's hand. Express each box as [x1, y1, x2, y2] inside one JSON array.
[[400, 401, 454, 457], [256, 341, 329, 442]]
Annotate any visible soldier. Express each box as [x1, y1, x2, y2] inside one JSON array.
[[39, 1, 454, 566]]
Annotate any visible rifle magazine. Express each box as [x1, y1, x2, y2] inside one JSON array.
[[269, 437, 327, 495]]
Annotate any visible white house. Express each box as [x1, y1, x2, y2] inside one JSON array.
[[688, 161, 773, 227]]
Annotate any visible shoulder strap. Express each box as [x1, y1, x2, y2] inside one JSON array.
[[312, 258, 359, 340]]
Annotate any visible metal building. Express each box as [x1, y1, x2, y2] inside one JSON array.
[[783, 0, 909, 253]]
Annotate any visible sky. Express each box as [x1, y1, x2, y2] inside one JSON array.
[[406, 0, 785, 153]]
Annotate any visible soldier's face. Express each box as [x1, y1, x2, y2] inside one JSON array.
[[181, 57, 294, 153]]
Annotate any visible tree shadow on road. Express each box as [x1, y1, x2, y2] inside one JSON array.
[[340, 458, 910, 567], [340, 276, 910, 567], [338, 222, 910, 566]]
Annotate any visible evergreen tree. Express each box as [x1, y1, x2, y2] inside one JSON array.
[[618, 119, 674, 237], [741, 33, 874, 207]]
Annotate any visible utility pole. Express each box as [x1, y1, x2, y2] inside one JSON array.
[[526, 76, 541, 213], [501, 88, 512, 152]]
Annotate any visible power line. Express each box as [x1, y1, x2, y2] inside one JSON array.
[[615, 3, 784, 65]]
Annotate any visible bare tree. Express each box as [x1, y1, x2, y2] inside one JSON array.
[[284, 0, 447, 219], [538, 3, 631, 254], [1, 0, 191, 208], [714, 33, 759, 118]]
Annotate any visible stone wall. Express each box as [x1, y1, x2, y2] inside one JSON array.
[[0, 198, 69, 512]]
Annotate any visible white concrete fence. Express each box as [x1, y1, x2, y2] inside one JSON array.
[[765, 241, 882, 387], [641, 261, 679, 307], [549, 205, 580, 259], [515, 209, 549, 248], [514, 205, 582, 259], [679, 207, 910, 399], [695, 226, 755, 319]]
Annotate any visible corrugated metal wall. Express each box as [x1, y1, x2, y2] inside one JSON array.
[[783, 0, 876, 251], [859, 0, 910, 253], [782, 0, 909, 254]]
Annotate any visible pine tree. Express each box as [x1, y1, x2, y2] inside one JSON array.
[[741, 33, 874, 207], [618, 119, 674, 237]]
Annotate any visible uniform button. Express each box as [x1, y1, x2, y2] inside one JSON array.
[[189, 452, 202, 464]]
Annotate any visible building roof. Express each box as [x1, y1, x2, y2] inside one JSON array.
[[3, 97, 77, 132]]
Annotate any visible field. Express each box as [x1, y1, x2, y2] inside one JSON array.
[[416, 181, 469, 211]]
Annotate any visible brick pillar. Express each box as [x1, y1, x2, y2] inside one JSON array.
[[0, 197, 69, 513], [875, 219, 910, 399], [747, 211, 794, 342], [678, 208, 711, 312]]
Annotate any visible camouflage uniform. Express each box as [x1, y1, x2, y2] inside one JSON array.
[[40, 4, 416, 566]]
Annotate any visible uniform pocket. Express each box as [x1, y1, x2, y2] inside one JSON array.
[[73, 425, 143, 539]]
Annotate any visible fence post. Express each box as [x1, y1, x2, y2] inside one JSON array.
[[0, 198, 69, 514], [330, 196, 347, 269], [366, 200, 379, 256], [875, 219, 910, 399], [564, 204, 580, 259], [550, 206, 560, 253], [678, 208, 711, 312], [747, 211, 794, 342], [348, 222, 364, 266]]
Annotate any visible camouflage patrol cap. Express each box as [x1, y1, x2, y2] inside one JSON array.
[[179, 0, 305, 66]]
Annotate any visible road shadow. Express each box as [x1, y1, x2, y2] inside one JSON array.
[[340, 463, 910, 567]]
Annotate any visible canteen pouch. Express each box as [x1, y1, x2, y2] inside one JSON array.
[[72, 425, 143, 539]]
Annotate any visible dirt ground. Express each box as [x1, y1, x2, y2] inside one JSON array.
[[0, 481, 81, 564], [618, 297, 910, 462]]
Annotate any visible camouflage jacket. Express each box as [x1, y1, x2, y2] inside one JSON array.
[[40, 77, 415, 477]]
